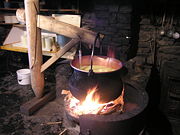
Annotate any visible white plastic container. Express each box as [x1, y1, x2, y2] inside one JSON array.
[[16, 69, 31, 85]]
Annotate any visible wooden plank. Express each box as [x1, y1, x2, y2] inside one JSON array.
[[0, 8, 18, 11], [0, 8, 79, 13], [0, 44, 28, 53], [40, 8, 79, 13], [0, 23, 18, 25], [37, 15, 102, 46], [20, 90, 56, 116], [52, 14, 81, 27], [0, 43, 77, 59], [41, 39, 79, 73]]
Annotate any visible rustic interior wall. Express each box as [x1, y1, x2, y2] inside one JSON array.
[[137, 11, 180, 135], [137, 15, 180, 66], [81, 1, 132, 62]]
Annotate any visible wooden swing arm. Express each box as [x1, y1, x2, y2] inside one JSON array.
[[41, 39, 79, 73], [16, 9, 103, 45]]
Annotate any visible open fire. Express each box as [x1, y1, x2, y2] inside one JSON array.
[[62, 86, 124, 116]]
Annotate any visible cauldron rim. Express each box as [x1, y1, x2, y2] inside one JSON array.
[[70, 55, 123, 74]]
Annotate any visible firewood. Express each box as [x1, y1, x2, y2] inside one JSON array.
[[59, 129, 67, 135], [41, 121, 62, 126]]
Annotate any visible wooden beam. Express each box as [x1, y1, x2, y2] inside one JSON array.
[[41, 39, 79, 73], [37, 15, 100, 45], [25, 0, 44, 98], [20, 90, 56, 116], [16, 9, 104, 46]]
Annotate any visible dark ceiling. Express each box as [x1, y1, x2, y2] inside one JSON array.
[[133, 0, 180, 15]]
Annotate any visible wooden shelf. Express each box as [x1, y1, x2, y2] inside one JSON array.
[[13, 24, 25, 27], [0, 23, 19, 25], [0, 43, 77, 59], [0, 8, 18, 11], [0, 8, 79, 13], [0, 43, 28, 53], [40, 8, 79, 13]]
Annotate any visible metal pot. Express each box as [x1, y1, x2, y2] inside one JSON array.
[[69, 55, 124, 103]]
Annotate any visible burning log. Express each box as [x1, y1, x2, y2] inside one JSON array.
[[98, 103, 123, 115]]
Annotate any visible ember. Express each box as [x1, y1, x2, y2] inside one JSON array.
[[62, 87, 124, 116]]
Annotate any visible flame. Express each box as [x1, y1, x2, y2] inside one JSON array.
[[69, 86, 107, 115], [64, 87, 124, 115]]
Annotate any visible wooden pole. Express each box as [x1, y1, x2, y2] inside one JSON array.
[[16, 9, 104, 45], [37, 15, 100, 45], [25, 0, 44, 98]]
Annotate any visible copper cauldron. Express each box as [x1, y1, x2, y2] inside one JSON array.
[[69, 55, 124, 103]]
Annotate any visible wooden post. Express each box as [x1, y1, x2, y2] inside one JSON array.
[[25, 0, 44, 98]]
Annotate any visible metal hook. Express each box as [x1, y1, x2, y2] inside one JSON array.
[[77, 35, 82, 68], [88, 33, 100, 76]]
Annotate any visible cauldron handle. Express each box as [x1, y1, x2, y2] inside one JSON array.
[[88, 32, 100, 76]]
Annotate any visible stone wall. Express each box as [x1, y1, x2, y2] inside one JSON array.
[[137, 13, 180, 135], [81, 2, 132, 62], [135, 15, 180, 68]]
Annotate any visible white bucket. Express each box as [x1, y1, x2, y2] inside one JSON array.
[[16, 69, 31, 85]]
